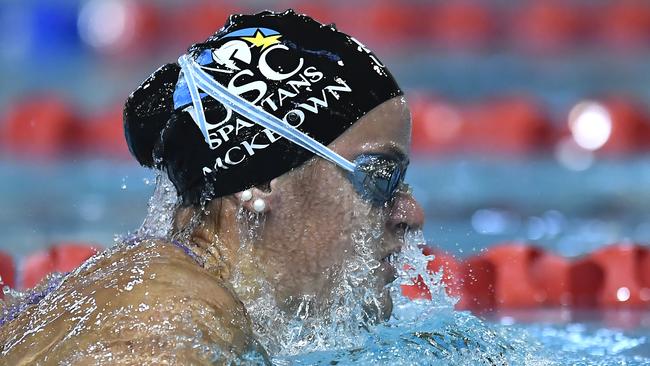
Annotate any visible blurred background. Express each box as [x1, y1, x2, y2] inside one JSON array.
[[2, 0, 650, 262]]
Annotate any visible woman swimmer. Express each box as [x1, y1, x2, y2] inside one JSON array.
[[0, 10, 424, 364]]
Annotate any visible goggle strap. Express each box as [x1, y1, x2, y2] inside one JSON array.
[[180, 66, 210, 145], [178, 55, 356, 173]]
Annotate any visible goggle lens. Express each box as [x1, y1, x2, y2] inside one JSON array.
[[348, 154, 408, 205]]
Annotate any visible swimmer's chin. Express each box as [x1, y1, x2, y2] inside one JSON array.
[[381, 289, 393, 321], [362, 288, 393, 324], [372, 261, 397, 322], [378, 259, 397, 284]]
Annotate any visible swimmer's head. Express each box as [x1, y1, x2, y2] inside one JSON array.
[[124, 10, 423, 324], [124, 9, 402, 204]]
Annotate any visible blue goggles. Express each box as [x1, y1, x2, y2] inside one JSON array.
[[348, 154, 409, 205], [177, 54, 408, 206]]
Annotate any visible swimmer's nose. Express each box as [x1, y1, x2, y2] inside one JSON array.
[[387, 191, 424, 233]]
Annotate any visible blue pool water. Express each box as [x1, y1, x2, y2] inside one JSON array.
[[280, 308, 650, 365]]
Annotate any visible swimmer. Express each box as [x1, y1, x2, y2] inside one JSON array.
[[0, 10, 424, 364]]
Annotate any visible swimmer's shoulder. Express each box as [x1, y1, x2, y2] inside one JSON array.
[[111, 238, 245, 312], [108, 239, 262, 354], [89, 239, 266, 362], [88, 237, 255, 334], [0, 239, 267, 365]]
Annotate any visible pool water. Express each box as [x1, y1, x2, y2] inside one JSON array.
[[278, 309, 650, 365]]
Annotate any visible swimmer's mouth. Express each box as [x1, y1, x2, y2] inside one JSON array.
[[379, 245, 402, 263], [380, 253, 396, 263], [378, 247, 401, 282]]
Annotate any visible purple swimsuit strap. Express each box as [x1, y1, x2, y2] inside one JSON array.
[[170, 239, 206, 267], [124, 236, 205, 267], [0, 275, 65, 327], [124, 235, 205, 267]]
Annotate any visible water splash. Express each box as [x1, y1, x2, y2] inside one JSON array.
[[266, 227, 547, 365], [137, 173, 178, 238]]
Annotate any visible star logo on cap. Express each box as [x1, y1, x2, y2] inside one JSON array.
[[241, 29, 282, 50]]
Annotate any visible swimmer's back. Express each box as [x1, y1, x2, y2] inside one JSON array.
[[0, 239, 265, 365]]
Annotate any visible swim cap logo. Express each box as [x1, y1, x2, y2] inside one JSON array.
[[173, 27, 353, 175], [240, 29, 282, 50]]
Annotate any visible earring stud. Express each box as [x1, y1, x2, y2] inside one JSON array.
[[253, 198, 266, 213], [241, 189, 253, 202]]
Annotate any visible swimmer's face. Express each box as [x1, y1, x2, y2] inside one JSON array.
[[251, 97, 424, 320]]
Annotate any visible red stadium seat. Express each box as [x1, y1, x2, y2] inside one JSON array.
[[599, 98, 649, 154], [402, 243, 650, 311], [0, 252, 16, 298], [283, 1, 335, 25], [78, 105, 130, 158], [428, 1, 495, 49], [51, 243, 99, 273], [114, 2, 160, 56], [640, 249, 650, 284], [22, 243, 99, 289], [334, 1, 422, 49], [640, 250, 650, 302], [170, 1, 243, 48], [409, 94, 465, 154], [584, 244, 649, 307], [510, 1, 588, 53], [22, 250, 56, 290], [457, 255, 496, 312], [411, 95, 553, 155], [463, 96, 553, 155], [1, 97, 79, 158], [597, 1, 650, 50], [366, 1, 424, 44], [529, 252, 571, 306], [77, 0, 161, 57], [568, 258, 604, 308], [481, 243, 547, 308]]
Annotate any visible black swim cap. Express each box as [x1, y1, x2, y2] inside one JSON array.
[[124, 10, 402, 204]]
